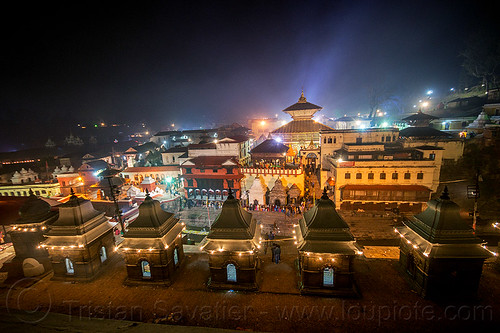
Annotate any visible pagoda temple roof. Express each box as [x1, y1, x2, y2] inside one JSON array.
[[203, 190, 258, 244], [43, 191, 112, 247], [272, 119, 332, 134], [296, 190, 359, 254], [283, 91, 323, 113], [250, 139, 288, 154], [204, 192, 260, 252], [15, 190, 57, 225], [399, 127, 452, 138], [401, 187, 483, 245], [124, 194, 179, 239], [402, 110, 439, 121]]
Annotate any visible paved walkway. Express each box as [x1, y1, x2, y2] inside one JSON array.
[[259, 240, 300, 294]]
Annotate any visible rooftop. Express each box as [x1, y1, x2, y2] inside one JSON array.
[[250, 139, 288, 154], [399, 127, 452, 138], [272, 119, 332, 134], [182, 156, 239, 168]]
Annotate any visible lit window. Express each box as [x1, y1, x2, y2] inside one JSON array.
[[65, 258, 74, 275], [404, 173, 411, 179], [392, 173, 398, 180], [417, 172, 424, 179], [345, 173, 351, 180], [141, 260, 151, 279], [227, 263, 237, 282], [380, 173, 386, 180]]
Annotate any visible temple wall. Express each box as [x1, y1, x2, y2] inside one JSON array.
[[48, 230, 114, 280]]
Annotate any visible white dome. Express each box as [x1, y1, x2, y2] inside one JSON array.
[[61, 165, 68, 172], [68, 166, 74, 172], [20, 168, 27, 174]]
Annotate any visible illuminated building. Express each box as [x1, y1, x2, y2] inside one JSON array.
[[268, 178, 287, 206], [249, 137, 289, 167], [396, 187, 493, 299], [0, 183, 61, 198], [295, 189, 362, 296], [120, 192, 184, 285], [181, 156, 243, 200], [326, 142, 443, 212], [120, 166, 181, 185], [10, 168, 39, 184], [272, 92, 332, 151], [53, 165, 84, 196], [5, 190, 58, 278], [202, 191, 261, 290], [42, 190, 114, 281]]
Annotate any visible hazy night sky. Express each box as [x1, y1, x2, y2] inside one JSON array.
[[1, 0, 498, 149]]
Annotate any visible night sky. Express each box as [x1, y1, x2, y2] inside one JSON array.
[[1, 0, 498, 150]]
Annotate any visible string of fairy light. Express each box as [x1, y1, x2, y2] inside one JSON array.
[[394, 228, 498, 257], [29, 222, 188, 252]]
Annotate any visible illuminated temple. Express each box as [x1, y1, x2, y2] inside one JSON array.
[[203, 190, 261, 290], [272, 92, 332, 152], [396, 187, 492, 299], [120, 192, 184, 285]]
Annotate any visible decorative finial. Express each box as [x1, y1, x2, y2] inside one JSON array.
[[29, 188, 34, 196], [440, 186, 450, 200], [70, 188, 75, 196], [145, 188, 150, 198], [298, 90, 307, 103], [227, 188, 234, 200], [321, 187, 328, 200]]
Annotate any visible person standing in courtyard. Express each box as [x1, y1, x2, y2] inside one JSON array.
[[275, 244, 281, 264]]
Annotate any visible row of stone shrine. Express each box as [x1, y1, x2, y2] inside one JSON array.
[[5, 186, 494, 298]]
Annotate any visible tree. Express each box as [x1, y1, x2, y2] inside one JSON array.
[[145, 149, 163, 166], [367, 85, 398, 118], [460, 33, 500, 93]]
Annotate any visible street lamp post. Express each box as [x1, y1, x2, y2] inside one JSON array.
[[467, 170, 481, 232], [101, 169, 125, 235]]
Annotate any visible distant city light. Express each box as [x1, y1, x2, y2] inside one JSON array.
[[450, 87, 455, 91], [413, 105, 417, 108], [260, 120, 266, 126], [171, 123, 175, 127], [421, 101, 429, 107], [275, 137, 282, 143], [426, 90, 433, 95]]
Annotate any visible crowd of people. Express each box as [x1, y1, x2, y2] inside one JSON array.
[[244, 203, 303, 216]]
